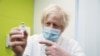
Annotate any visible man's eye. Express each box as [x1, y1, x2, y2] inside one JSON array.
[[53, 24, 59, 28], [46, 22, 50, 26]]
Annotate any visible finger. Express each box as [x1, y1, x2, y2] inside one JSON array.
[[10, 34, 24, 41], [9, 30, 22, 36], [23, 30, 28, 39], [9, 41, 26, 47], [45, 51, 51, 55], [10, 27, 20, 33], [39, 40, 54, 46], [10, 34, 24, 39], [45, 46, 57, 52], [45, 47, 51, 51]]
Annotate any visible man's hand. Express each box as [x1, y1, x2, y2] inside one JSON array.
[[39, 40, 70, 56], [9, 27, 28, 56]]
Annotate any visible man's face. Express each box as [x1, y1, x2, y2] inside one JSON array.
[[43, 12, 63, 32]]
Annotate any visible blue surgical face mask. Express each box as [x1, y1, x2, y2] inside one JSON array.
[[42, 27, 61, 42]]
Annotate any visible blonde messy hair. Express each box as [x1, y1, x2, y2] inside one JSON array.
[[41, 4, 69, 30]]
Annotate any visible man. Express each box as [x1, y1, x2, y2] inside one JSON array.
[[9, 4, 85, 56]]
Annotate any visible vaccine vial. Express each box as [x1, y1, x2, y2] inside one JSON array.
[[19, 22, 25, 34]]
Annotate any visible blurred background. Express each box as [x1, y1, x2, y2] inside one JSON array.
[[0, 0, 100, 56]]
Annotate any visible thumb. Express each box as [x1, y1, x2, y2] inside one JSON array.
[[23, 30, 28, 39], [39, 40, 54, 46]]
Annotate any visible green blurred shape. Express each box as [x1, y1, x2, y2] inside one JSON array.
[[0, 0, 33, 56]]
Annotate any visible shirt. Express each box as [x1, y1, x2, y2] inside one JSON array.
[[23, 34, 85, 56]]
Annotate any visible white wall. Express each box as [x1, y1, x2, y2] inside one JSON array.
[[77, 0, 100, 56], [33, 0, 75, 39]]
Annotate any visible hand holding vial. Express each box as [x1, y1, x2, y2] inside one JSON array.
[[9, 22, 28, 56]]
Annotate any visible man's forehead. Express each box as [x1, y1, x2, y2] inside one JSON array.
[[47, 12, 61, 20]]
